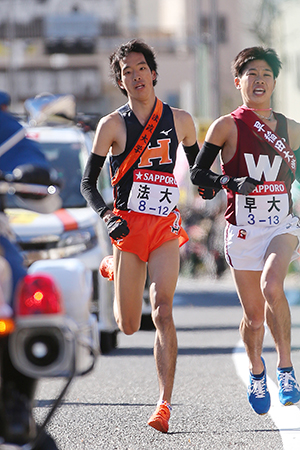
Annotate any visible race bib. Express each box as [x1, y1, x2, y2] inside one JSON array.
[[235, 181, 289, 227], [128, 169, 180, 216]]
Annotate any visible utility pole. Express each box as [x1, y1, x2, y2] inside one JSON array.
[[195, 0, 210, 119], [194, 0, 201, 117], [6, 0, 17, 106], [210, 0, 220, 119], [129, 0, 138, 36]]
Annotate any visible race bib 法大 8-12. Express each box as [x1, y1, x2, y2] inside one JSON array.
[[128, 169, 180, 216]]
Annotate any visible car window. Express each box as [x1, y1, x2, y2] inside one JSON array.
[[6, 141, 87, 209], [41, 142, 87, 208]]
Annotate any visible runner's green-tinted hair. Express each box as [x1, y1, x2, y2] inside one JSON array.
[[109, 39, 158, 96], [232, 47, 282, 79]]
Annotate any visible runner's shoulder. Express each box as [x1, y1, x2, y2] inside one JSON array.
[[98, 110, 123, 129], [206, 114, 235, 144], [95, 110, 125, 141], [171, 107, 193, 125]]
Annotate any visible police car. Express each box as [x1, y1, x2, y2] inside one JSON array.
[[6, 95, 118, 354]]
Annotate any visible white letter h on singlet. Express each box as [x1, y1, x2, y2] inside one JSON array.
[[244, 153, 282, 181]]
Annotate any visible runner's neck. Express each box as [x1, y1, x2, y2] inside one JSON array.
[[128, 95, 157, 126]]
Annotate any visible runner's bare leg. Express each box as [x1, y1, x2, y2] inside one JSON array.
[[148, 239, 180, 404], [113, 247, 147, 334], [231, 269, 265, 375], [262, 233, 297, 368]]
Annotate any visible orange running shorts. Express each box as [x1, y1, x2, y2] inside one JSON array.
[[111, 208, 189, 262]]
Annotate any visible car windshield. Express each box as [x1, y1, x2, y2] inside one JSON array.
[[6, 142, 87, 209], [40, 142, 87, 208]]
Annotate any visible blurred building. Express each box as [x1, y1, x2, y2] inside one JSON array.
[[0, 0, 262, 125], [272, 0, 300, 122]]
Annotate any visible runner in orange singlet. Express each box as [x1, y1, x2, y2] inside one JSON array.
[[81, 39, 201, 432]]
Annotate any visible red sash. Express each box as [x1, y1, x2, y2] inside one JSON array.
[[111, 98, 163, 187], [233, 106, 296, 180]]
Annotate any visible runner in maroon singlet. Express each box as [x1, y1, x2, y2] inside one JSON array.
[[191, 47, 300, 415]]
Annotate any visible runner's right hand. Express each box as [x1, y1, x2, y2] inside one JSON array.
[[105, 215, 130, 240]]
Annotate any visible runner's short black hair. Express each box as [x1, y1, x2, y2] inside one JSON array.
[[109, 39, 158, 96], [232, 47, 282, 79]]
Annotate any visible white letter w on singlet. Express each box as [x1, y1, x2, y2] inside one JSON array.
[[244, 153, 282, 181]]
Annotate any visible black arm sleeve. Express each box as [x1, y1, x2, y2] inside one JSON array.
[[182, 142, 200, 168], [80, 152, 109, 218], [190, 141, 222, 189]]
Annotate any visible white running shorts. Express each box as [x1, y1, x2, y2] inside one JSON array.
[[224, 214, 300, 271]]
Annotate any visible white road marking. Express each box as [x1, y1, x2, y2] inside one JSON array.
[[233, 339, 300, 449]]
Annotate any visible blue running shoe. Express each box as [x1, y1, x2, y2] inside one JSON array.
[[277, 368, 300, 406], [247, 358, 270, 415]]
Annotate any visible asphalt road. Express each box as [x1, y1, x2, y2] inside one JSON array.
[[33, 274, 300, 450]]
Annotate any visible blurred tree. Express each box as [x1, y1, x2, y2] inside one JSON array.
[[250, 0, 284, 45]]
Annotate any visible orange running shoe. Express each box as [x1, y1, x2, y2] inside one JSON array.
[[99, 255, 114, 281], [147, 401, 171, 433]]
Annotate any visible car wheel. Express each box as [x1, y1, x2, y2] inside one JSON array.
[[100, 330, 118, 354], [140, 313, 155, 331]]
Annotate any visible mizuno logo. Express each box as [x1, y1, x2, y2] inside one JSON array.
[[160, 128, 172, 136]]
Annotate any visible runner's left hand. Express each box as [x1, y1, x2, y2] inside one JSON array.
[[105, 215, 130, 240], [198, 186, 219, 200], [227, 176, 263, 195]]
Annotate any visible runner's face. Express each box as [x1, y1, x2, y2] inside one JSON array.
[[234, 59, 276, 108], [118, 52, 156, 100]]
